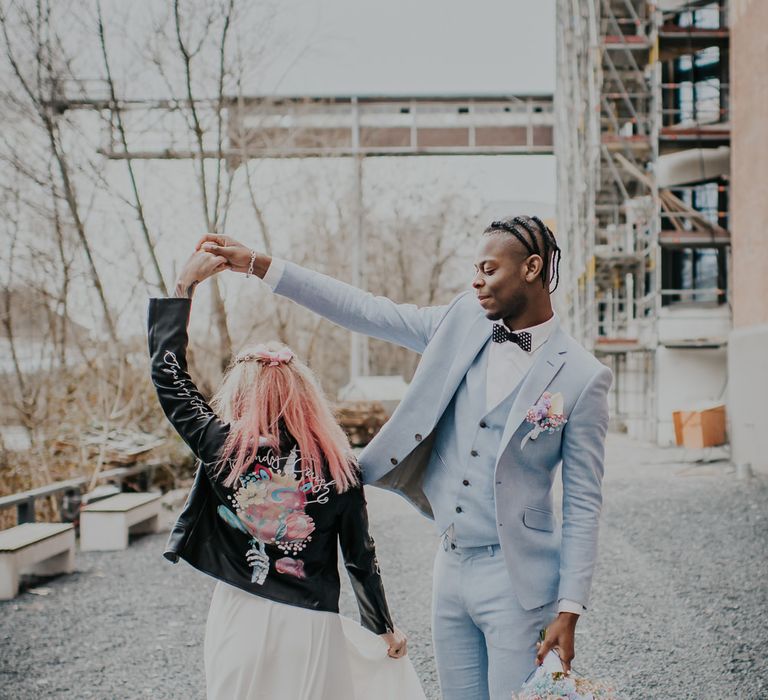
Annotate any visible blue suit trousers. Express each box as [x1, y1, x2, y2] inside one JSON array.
[[432, 539, 556, 699]]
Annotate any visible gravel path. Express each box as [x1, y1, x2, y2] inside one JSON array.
[[1, 433, 766, 699]]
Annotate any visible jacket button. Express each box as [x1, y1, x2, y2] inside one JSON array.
[[462, 479, 470, 486], [479, 421, 487, 428], [455, 506, 463, 513], [390, 457, 398, 465], [415, 433, 422, 442], [470, 449, 479, 457]]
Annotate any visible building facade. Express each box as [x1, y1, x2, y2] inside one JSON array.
[[728, 0, 768, 472], [556, 0, 732, 445]]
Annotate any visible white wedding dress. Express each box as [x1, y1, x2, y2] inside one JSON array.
[[204, 581, 426, 700]]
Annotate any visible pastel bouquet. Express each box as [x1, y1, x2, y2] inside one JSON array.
[[521, 391, 568, 449], [513, 651, 620, 700]]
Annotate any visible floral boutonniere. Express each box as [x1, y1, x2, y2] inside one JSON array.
[[521, 392, 567, 449]]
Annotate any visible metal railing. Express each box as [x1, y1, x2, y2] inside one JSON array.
[[660, 287, 727, 304], [0, 462, 161, 525]]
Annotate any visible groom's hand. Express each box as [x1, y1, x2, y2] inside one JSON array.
[[196, 234, 271, 277], [536, 612, 578, 674]]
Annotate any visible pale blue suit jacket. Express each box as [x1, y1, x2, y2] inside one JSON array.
[[272, 261, 612, 611]]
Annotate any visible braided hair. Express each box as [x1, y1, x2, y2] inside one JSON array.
[[483, 215, 561, 293]]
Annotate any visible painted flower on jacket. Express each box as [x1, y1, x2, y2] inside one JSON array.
[[239, 504, 283, 542], [275, 557, 306, 579], [216, 451, 324, 584], [232, 470, 316, 549], [282, 512, 315, 541]]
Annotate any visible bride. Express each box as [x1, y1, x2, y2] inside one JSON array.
[[148, 250, 425, 699]]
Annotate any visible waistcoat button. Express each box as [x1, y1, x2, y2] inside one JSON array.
[[470, 449, 479, 457], [462, 479, 470, 486], [479, 420, 487, 428], [455, 506, 463, 513], [415, 433, 422, 442], [390, 457, 398, 465]]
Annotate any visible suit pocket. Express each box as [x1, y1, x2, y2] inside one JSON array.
[[522, 506, 555, 532]]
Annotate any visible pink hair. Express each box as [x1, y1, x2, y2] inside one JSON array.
[[210, 342, 358, 492]]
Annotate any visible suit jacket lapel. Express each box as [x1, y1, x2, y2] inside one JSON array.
[[435, 312, 492, 420], [496, 324, 569, 463]]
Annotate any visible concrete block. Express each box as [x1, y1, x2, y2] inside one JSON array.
[[0, 523, 75, 600], [727, 324, 768, 473], [80, 492, 162, 552]]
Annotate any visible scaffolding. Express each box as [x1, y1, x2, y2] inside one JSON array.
[[556, 0, 731, 442]]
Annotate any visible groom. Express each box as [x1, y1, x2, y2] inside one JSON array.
[[199, 215, 611, 698]]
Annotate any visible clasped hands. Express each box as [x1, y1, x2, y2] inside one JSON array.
[[174, 234, 258, 298]]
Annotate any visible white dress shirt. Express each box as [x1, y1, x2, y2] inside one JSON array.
[[261, 258, 584, 616], [486, 314, 557, 412], [261, 257, 286, 289]]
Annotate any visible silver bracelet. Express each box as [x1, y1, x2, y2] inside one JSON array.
[[246, 249, 257, 278]]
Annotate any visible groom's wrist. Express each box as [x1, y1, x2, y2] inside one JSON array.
[[557, 598, 586, 616], [261, 257, 285, 290], [557, 611, 580, 626]]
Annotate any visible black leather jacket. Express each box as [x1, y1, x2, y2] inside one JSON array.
[[148, 297, 394, 634]]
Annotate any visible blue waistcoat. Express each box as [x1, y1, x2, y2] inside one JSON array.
[[422, 339, 524, 547]]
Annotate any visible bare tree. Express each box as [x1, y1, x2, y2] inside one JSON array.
[[0, 0, 118, 343], [95, 0, 168, 296], [365, 188, 478, 381]]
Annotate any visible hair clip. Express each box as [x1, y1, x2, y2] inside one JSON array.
[[235, 346, 294, 367]]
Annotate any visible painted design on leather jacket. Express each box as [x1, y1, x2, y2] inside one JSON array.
[[216, 446, 336, 585], [161, 351, 213, 421]]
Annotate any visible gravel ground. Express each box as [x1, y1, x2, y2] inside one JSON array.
[[1, 433, 766, 699]]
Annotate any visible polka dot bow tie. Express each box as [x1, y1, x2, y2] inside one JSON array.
[[491, 323, 532, 352]]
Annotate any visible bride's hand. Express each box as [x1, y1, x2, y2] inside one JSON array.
[[173, 250, 228, 299], [196, 233, 267, 275], [380, 627, 407, 659]]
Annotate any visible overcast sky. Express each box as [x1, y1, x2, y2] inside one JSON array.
[[96, 0, 555, 98], [260, 0, 555, 96]]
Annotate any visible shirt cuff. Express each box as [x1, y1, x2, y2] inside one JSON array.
[[557, 599, 586, 615], [261, 257, 285, 290]]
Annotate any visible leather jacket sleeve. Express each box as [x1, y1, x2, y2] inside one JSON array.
[[147, 297, 229, 470], [338, 483, 395, 635]]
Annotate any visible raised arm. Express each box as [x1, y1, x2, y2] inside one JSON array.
[[148, 297, 229, 466], [148, 251, 230, 467], [198, 235, 463, 354]]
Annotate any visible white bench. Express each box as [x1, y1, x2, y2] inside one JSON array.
[[80, 492, 162, 551], [0, 523, 76, 600]]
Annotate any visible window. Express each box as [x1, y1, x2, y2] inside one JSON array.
[[661, 246, 727, 305], [664, 180, 728, 232]]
